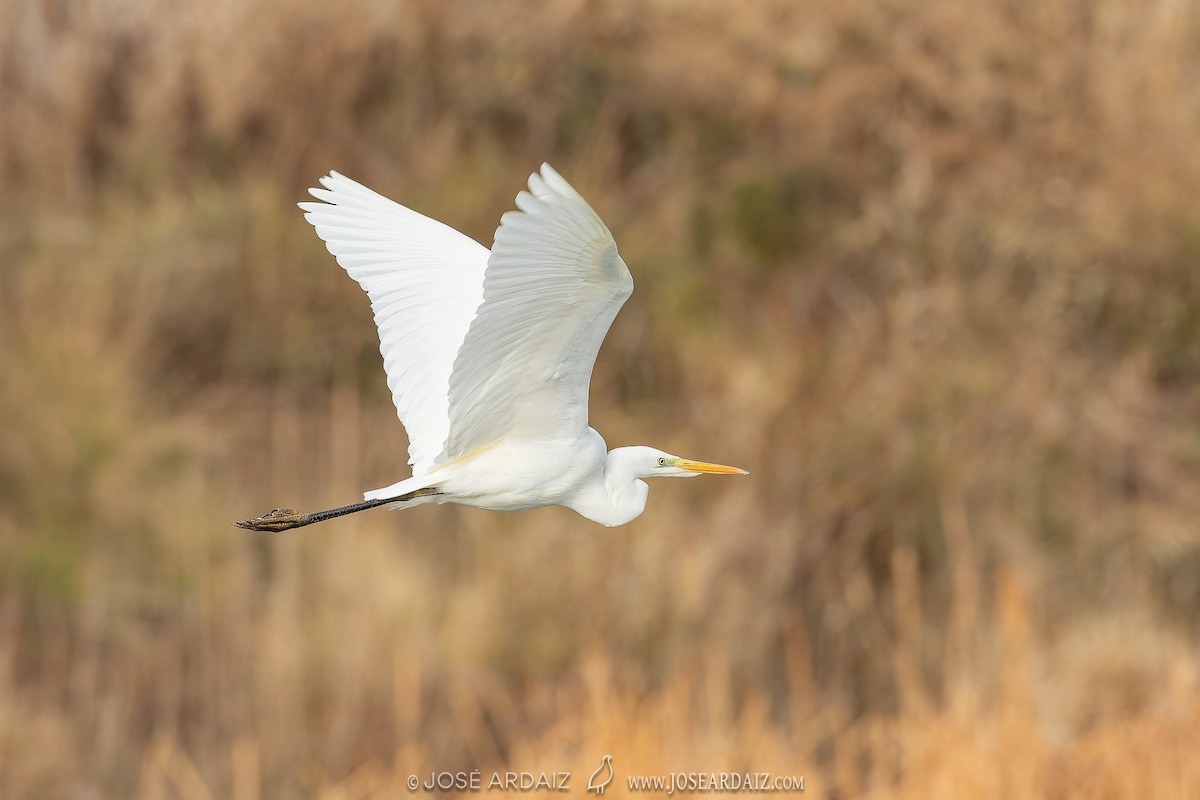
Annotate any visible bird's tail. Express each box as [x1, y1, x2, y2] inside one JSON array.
[[363, 474, 443, 509]]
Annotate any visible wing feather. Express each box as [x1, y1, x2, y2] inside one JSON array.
[[299, 172, 487, 475], [445, 164, 632, 458]]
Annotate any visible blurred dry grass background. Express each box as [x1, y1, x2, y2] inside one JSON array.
[[2, 0, 1200, 796]]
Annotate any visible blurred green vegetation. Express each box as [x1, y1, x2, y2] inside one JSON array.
[[1, 0, 1200, 797]]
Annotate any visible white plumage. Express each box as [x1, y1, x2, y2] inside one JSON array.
[[301, 172, 489, 476], [237, 164, 745, 532], [445, 166, 632, 462]]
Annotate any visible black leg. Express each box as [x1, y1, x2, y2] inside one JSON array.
[[234, 487, 441, 532]]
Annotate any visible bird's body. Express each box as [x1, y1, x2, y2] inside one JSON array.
[[236, 164, 745, 533], [370, 428, 650, 527]]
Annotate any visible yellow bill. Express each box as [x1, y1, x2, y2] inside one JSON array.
[[676, 459, 750, 475]]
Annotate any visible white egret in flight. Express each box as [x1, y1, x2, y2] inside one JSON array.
[[236, 164, 746, 532]]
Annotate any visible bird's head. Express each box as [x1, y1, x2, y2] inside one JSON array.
[[610, 446, 749, 480]]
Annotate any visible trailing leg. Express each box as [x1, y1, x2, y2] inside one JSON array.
[[234, 487, 442, 532]]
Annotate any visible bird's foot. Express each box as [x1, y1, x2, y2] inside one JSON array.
[[233, 507, 311, 533]]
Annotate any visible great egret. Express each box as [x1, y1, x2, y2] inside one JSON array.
[[235, 164, 746, 532]]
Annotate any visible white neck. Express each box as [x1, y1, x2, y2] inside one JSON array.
[[565, 450, 650, 527]]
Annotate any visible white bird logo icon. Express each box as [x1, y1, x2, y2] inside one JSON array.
[[587, 754, 614, 795]]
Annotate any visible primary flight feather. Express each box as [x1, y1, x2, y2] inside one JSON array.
[[236, 164, 746, 532]]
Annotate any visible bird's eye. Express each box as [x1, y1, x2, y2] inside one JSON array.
[[658, 457, 667, 466]]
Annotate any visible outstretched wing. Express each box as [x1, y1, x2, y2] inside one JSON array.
[[299, 172, 488, 475], [445, 164, 633, 458]]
